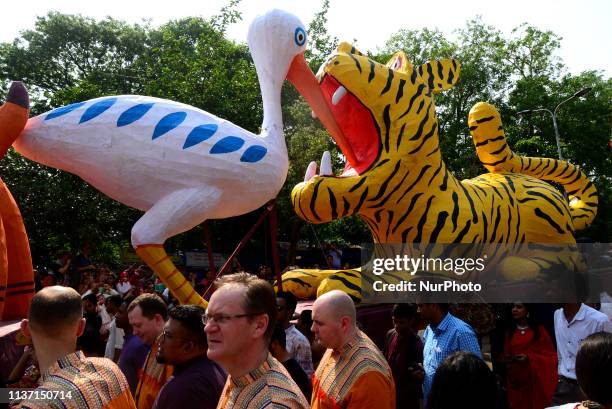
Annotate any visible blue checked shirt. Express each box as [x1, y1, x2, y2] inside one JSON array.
[[422, 312, 482, 401]]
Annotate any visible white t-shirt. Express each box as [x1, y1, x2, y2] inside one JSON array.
[[554, 303, 612, 379], [104, 318, 125, 360]]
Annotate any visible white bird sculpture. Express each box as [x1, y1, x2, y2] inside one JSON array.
[[11, 9, 340, 307]]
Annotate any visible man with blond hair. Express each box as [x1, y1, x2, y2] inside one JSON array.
[[12, 286, 135, 408], [204, 272, 309, 408], [311, 290, 395, 409]]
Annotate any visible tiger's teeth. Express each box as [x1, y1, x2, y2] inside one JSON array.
[[332, 86, 347, 106], [304, 161, 317, 182], [311, 110, 317, 119], [320, 151, 332, 176]]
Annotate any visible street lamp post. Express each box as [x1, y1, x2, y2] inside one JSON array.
[[517, 87, 592, 161]]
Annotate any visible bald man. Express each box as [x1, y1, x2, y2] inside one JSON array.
[[311, 290, 395, 409], [12, 286, 135, 408]]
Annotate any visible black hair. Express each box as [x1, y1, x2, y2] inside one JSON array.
[[270, 324, 287, 350], [507, 303, 541, 342], [277, 291, 298, 311], [576, 332, 612, 404], [392, 303, 417, 319], [82, 293, 98, 306], [168, 305, 207, 346], [106, 293, 122, 308], [426, 352, 496, 409]]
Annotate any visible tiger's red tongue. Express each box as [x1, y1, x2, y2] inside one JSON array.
[[320, 76, 379, 174]]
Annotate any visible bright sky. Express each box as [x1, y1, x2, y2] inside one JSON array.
[[1, 0, 610, 77]]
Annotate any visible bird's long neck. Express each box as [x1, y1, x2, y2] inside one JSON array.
[[259, 79, 285, 148]]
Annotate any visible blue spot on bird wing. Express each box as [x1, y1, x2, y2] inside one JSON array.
[[240, 145, 267, 163], [45, 102, 87, 121], [210, 136, 245, 154], [79, 98, 117, 123], [152, 112, 187, 140], [117, 103, 155, 127], [183, 124, 218, 149]]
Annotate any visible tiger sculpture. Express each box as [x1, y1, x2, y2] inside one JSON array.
[[282, 43, 597, 300]]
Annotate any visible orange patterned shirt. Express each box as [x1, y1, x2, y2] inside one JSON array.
[[311, 330, 395, 409], [11, 350, 135, 409], [134, 340, 173, 409], [217, 353, 310, 409]]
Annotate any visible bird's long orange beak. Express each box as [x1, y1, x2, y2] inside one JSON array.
[[0, 82, 29, 158], [286, 54, 357, 167]]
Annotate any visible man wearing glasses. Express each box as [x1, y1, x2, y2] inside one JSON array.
[[204, 273, 310, 408], [152, 305, 226, 409]]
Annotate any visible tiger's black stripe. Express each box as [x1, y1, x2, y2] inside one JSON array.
[[342, 197, 350, 217], [475, 135, 504, 147], [381, 68, 394, 95], [328, 187, 338, 219], [491, 205, 502, 241], [392, 192, 424, 234], [426, 63, 435, 90], [374, 208, 383, 223], [525, 190, 566, 216], [407, 121, 437, 155], [373, 158, 390, 170], [416, 100, 425, 115], [414, 196, 435, 243], [310, 179, 323, 221], [476, 116, 495, 124], [451, 192, 459, 231], [396, 79, 406, 103], [328, 275, 361, 293], [353, 187, 369, 213], [399, 84, 425, 120], [370, 169, 411, 209], [386, 210, 394, 239], [349, 53, 362, 73], [453, 220, 472, 243], [437, 61, 444, 80], [429, 211, 449, 243], [396, 123, 406, 150], [383, 104, 391, 152], [534, 208, 565, 234], [440, 169, 449, 192], [499, 181, 514, 207], [396, 165, 432, 204], [368, 60, 376, 83], [490, 143, 507, 155], [349, 177, 368, 193], [428, 158, 444, 186], [459, 183, 479, 223], [481, 155, 508, 167], [369, 160, 401, 202]]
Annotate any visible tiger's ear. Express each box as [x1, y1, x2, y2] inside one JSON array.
[[417, 59, 461, 94], [336, 42, 366, 57], [385, 51, 413, 74]]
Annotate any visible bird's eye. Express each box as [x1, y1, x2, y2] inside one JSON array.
[[294, 27, 306, 46]]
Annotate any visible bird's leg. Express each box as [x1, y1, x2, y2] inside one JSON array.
[[131, 186, 222, 308], [135, 244, 207, 307]]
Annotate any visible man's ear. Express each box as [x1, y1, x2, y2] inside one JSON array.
[[340, 316, 351, 331], [20, 319, 31, 338], [76, 318, 86, 337], [253, 314, 269, 339]]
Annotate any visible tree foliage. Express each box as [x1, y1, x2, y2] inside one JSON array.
[[0, 3, 609, 268]]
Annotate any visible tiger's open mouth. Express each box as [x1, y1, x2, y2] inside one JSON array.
[[315, 74, 380, 178]]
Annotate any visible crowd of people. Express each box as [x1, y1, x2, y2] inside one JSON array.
[[4, 247, 612, 409]]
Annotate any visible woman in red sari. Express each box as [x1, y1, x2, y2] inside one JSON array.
[[504, 303, 558, 409]]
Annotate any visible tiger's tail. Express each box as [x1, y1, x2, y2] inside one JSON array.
[[467, 102, 597, 230]]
